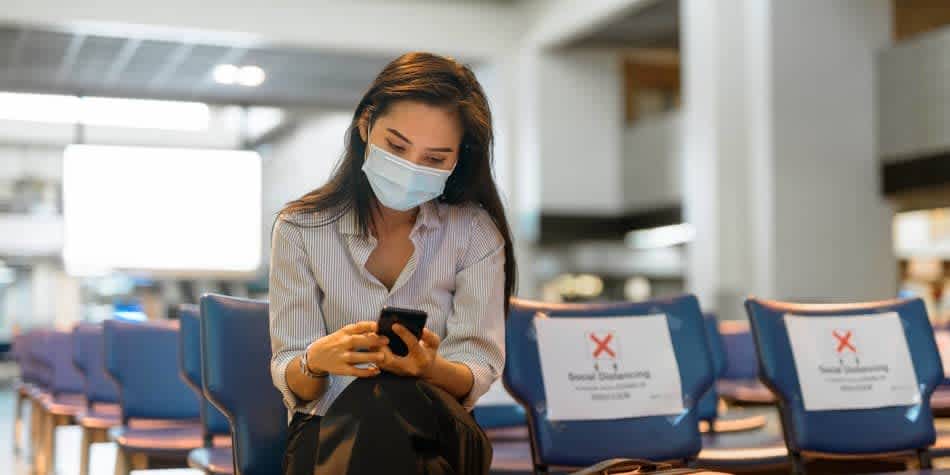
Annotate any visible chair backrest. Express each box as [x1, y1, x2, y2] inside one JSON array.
[[42, 330, 84, 396], [745, 297, 941, 455], [73, 323, 120, 405], [11, 332, 24, 365], [104, 319, 200, 423], [26, 329, 54, 390], [200, 294, 285, 475], [179, 304, 231, 438], [503, 294, 714, 467], [13, 330, 38, 385], [720, 320, 757, 380], [696, 313, 728, 423]]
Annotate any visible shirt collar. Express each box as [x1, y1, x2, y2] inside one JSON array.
[[337, 201, 443, 236]]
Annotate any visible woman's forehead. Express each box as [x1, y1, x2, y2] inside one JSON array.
[[376, 101, 463, 147]]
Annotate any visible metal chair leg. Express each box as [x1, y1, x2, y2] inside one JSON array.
[[29, 399, 39, 461], [132, 453, 149, 470], [79, 426, 91, 475], [32, 401, 48, 475], [790, 452, 806, 475], [918, 448, 933, 470], [113, 448, 130, 475], [14, 389, 24, 454], [41, 413, 61, 475]]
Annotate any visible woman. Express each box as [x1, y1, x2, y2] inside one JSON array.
[[269, 52, 516, 474]]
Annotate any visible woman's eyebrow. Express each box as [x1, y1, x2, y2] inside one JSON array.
[[387, 128, 412, 144], [387, 128, 455, 153]]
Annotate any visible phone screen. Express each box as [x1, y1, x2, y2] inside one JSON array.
[[377, 307, 428, 357]]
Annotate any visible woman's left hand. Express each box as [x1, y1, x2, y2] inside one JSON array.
[[378, 325, 440, 377]]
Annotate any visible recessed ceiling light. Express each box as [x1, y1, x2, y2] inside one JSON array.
[[237, 65, 266, 87], [213, 64, 239, 85]]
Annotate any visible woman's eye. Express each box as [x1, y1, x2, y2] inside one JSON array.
[[387, 141, 406, 153], [427, 157, 445, 164]]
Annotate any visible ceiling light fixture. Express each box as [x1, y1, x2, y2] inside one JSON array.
[[213, 64, 266, 87], [237, 65, 266, 87], [213, 64, 239, 85]]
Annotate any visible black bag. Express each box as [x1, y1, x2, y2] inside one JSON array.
[[313, 372, 492, 475], [571, 459, 726, 475]]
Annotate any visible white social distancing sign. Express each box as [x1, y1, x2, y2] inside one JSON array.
[[785, 312, 921, 412], [534, 314, 684, 421]]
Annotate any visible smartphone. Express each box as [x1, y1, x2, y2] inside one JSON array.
[[377, 307, 428, 357]]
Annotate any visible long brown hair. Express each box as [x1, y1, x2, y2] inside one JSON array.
[[279, 52, 517, 310]]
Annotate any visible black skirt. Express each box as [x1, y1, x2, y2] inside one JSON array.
[[282, 411, 323, 475], [282, 373, 492, 475]]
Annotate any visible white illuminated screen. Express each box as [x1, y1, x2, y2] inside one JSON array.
[[63, 145, 262, 275]]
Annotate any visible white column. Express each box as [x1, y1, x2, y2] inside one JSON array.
[[535, 49, 626, 216], [682, 0, 896, 318], [486, 44, 626, 297], [484, 48, 544, 298], [30, 262, 58, 327]]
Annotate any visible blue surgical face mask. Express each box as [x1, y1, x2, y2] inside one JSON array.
[[361, 143, 454, 211]]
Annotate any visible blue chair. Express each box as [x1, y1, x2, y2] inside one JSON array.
[[503, 295, 714, 474], [695, 314, 770, 435], [473, 404, 527, 429], [179, 304, 234, 475], [104, 319, 203, 474], [20, 330, 55, 471], [690, 318, 787, 472], [34, 330, 86, 475], [73, 323, 122, 475], [200, 294, 285, 475], [745, 297, 942, 473], [696, 314, 727, 429], [11, 330, 40, 455], [717, 320, 775, 404]]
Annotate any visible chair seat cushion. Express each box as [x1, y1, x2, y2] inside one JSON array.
[[41, 393, 85, 417], [27, 386, 49, 401], [696, 442, 789, 469], [700, 413, 769, 434], [109, 422, 205, 456], [931, 387, 950, 414], [77, 403, 121, 430], [717, 380, 775, 404], [188, 446, 235, 475]]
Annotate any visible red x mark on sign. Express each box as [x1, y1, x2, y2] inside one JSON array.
[[590, 333, 615, 358], [832, 330, 856, 353]]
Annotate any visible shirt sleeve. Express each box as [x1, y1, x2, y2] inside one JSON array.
[[268, 217, 328, 411], [439, 207, 507, 410]]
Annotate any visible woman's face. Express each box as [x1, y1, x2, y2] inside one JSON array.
[[361, 100, 463, 171]]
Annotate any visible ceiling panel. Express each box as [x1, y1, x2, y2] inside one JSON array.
[[567, 0, 679, 49], [0, 22, 397, 108], [119, 39, 180, 83]]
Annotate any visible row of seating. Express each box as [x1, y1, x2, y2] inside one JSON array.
[[11, 295, 282, 475], [502, 296, 950, 475], [10, 294, 950, 475]]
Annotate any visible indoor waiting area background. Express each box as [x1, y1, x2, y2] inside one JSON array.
[[2, 0, 950, 474]]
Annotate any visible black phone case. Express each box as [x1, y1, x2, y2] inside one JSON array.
[[378, 307, 427, 357]]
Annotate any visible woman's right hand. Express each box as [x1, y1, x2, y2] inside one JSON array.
[[305, 321, 389, 378]]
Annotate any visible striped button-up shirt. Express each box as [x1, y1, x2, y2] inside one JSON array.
[[269, 200, 506, 416]]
